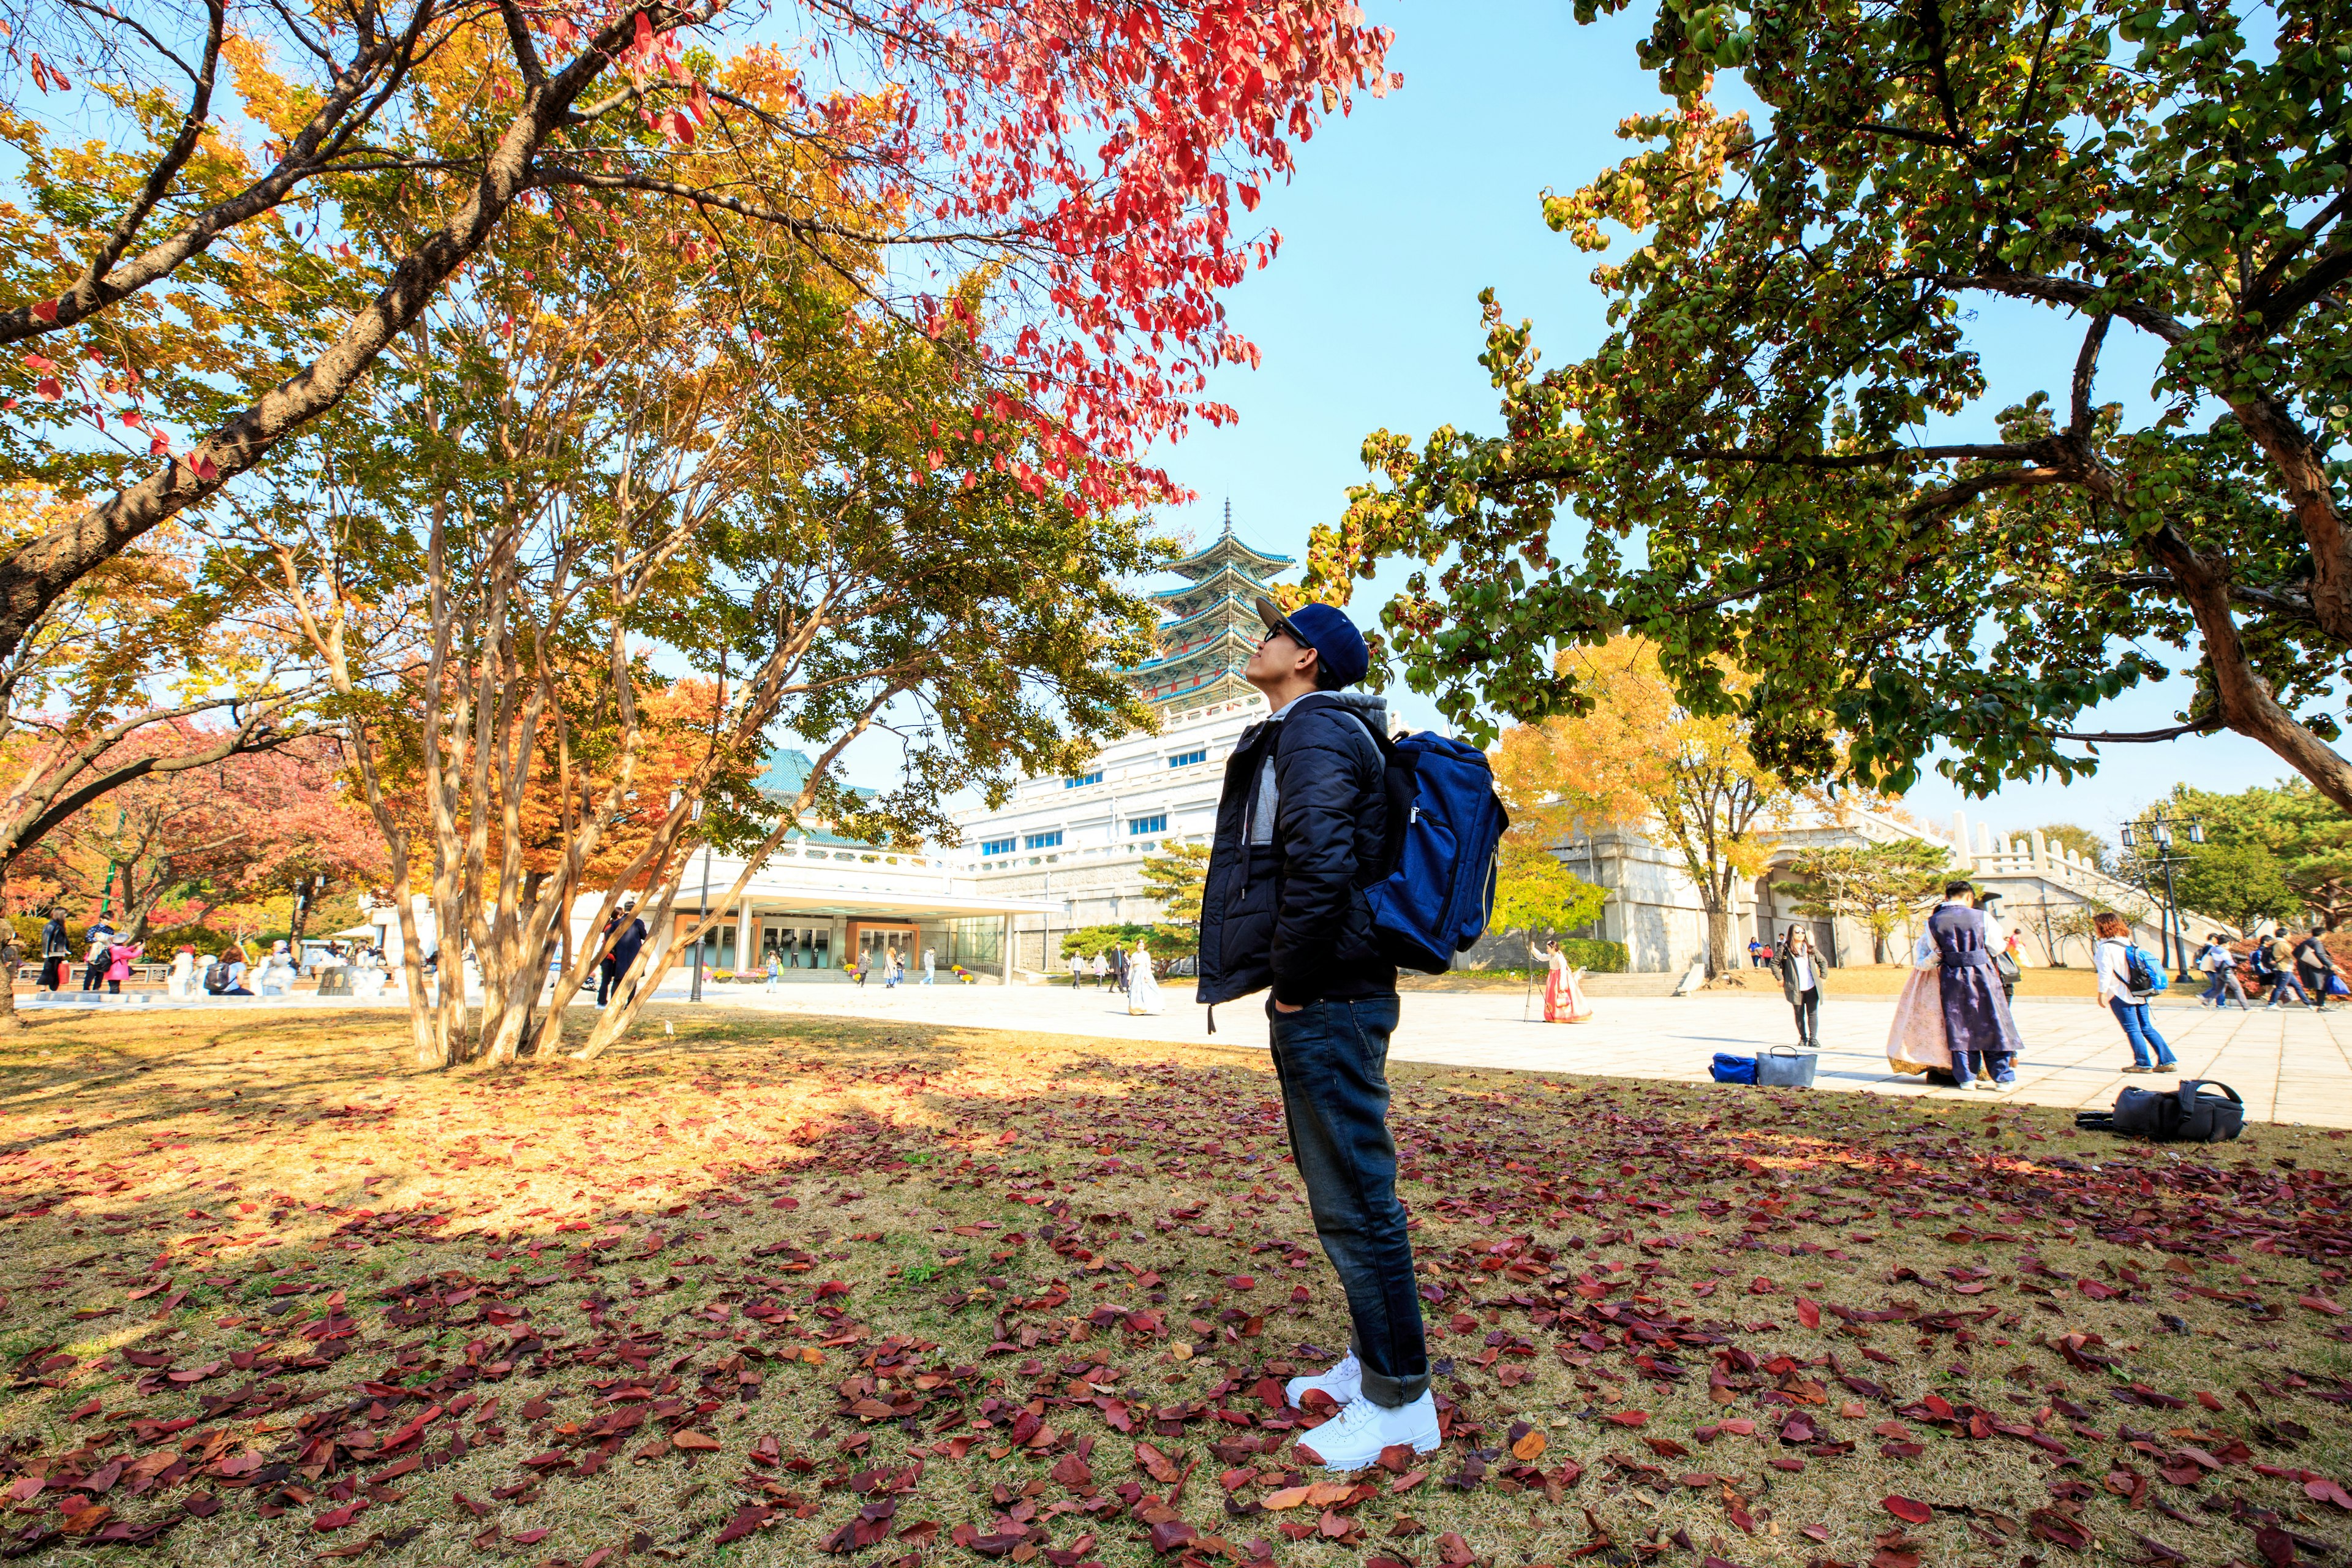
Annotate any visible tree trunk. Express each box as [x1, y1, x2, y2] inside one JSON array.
[[1703, 900, 1732, 978], [2145, 527, 2352, 814]]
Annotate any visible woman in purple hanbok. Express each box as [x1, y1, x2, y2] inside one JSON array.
[[1912, 881, 2023, 1089]]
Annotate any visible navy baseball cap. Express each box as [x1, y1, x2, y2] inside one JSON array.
[[1254, 597, 1370, 688]]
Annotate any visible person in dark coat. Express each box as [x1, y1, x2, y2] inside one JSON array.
[[1915, 881, 2023, 1089], [607, 904, 647, 1004], [2295, 928, 2337, 1013], [1776, 925, 1826, 1049], [595, 911, 622, 1005], [1193, 598, 1434, 1469], [37, 910, 69, 991]]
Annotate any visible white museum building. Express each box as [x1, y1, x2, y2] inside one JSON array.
[[946, 516, 1293, 976]]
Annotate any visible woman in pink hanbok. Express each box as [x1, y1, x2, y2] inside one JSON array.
[[1542, 938, 1592, 1023]]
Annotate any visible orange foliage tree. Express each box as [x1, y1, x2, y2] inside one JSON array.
[[1491, 639, 1806, 975]]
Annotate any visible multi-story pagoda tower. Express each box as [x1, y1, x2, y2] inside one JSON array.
[[1123, 502, 1296, 710]]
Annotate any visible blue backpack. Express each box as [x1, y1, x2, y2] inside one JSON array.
[[2125, 944, 2168, 993], [1350, 727, 1511, 974]]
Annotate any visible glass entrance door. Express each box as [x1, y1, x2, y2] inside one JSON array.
[[761, 923, 831, 969], [855, 926, 918, 974]]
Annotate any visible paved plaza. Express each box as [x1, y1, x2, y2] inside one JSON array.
[[32, 978, 2351, 1126], [689, 982, 2352, 1128]]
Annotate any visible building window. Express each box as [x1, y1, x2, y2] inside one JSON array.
[[979, 837, 1015, 858], [1126, 815, 1167, 835], [1063, 771, 1102, 788], [1169, 748, 1208, 767], [1023, 831, 1063, 850]]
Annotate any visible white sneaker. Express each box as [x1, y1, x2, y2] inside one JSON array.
[[1295, 1390, 1441, 1471], [1285, 1351, 1362, 1410]]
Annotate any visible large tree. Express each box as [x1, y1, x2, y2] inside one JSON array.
[[1774, 837, 1950, 963], [2123, 780, 2352, 929], [0, 0, 1393, 674], [1491, 840, 1608, 946], [1303, 0, 2352, 812], [234, 158, 1174, 1066], [1490, 638, 1801, 974], [19, 733, 380, 940]]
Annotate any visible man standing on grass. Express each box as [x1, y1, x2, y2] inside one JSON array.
[[1194, 597, 1438, 1469]]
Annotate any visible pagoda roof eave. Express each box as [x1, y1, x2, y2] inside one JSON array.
[[1150, 564, 1282, 603], [1166, 537, 1295, 578], [1145, 599, 1268, 639], [1121, 630, 1256, 677]]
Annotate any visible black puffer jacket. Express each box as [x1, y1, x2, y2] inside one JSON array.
[[1195, 691, 1395, 1008]]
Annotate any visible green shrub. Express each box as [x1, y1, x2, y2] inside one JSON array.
[[1057, 922, 1197, 962], [1560, 938, 1627, 973]]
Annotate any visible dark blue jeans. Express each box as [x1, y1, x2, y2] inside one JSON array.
[[1267, 994, 1428, 1408], [2109, 997, 2177, 1068]]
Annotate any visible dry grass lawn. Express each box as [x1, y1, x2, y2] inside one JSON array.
[[1, 1003, 2350, 1568]]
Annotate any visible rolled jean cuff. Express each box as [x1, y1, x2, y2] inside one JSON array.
[[1352, 1333, 1429, 1408]]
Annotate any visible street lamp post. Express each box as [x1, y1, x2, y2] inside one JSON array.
[[690, 823, 712, 1004], [2119, 815, 2205, 980]]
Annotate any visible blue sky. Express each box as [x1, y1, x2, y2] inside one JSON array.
[[1119, 0, 2296, 849]]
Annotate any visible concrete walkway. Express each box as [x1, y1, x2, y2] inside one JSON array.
[[706, 982, 2352, 1128], [36, 977, 2350, 1127]]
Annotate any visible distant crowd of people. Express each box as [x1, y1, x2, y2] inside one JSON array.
[[2185, 925, 2345, 1012], [25, 909, 392, 1000], [1065, 940, 1166, 1015], [850, 941, 929, 988]]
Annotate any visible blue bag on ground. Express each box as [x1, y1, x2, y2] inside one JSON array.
[[1351, 728, 1511, 974], [1710, 1053, 1758, 1085]]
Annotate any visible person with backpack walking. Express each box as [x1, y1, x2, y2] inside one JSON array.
[[79, 918, 115, 992], [2094, 911, 2177, 1073], [1194, 598, 1438, 1469], [1776, 925, 1825, 1048], [2196, 933, 2250, 1009], [2248, 925, 2281, 998], [1913, 881, 2022, 1088], [2296, 927, 2337, 1013], [2264, 928, 2314, 1008], [37, 910, 69, 991]]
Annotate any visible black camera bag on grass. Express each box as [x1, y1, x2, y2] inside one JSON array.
[[2075, 1080, 2245, 1143]]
